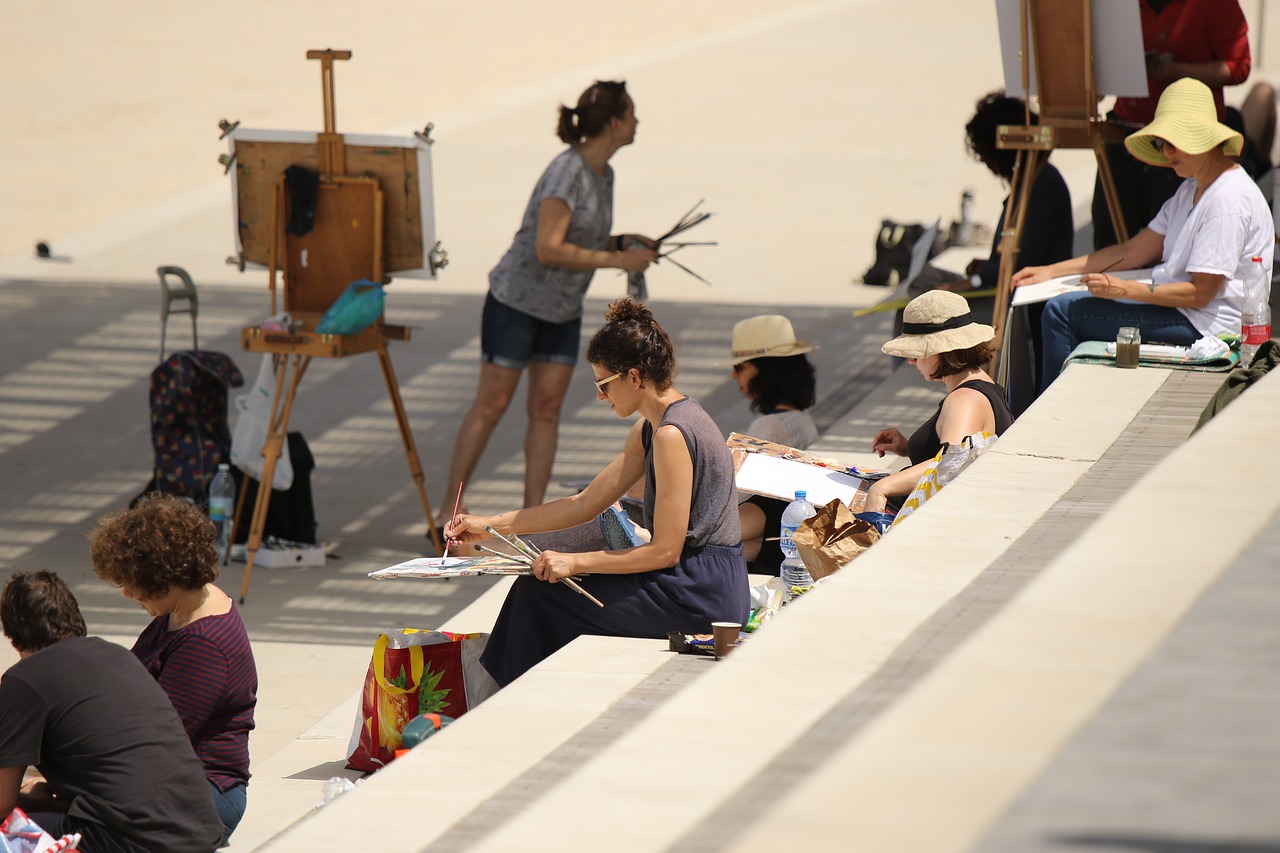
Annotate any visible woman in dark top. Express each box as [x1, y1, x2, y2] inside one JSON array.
[[449, 297, 749, 686], [866, 291, 1015, 513]]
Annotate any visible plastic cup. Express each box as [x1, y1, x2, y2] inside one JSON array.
[[711, 622, 741, 659]]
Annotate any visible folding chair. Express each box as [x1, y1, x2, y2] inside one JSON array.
[[157, 265, 199, 360]]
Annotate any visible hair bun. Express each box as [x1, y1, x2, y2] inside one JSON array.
[[603, 296, 653, 326]]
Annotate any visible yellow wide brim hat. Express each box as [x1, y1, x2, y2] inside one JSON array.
[[881, 290, 995, 359], [1125, 77, 1243, 167]]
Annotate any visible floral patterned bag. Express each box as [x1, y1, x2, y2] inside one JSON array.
[[345, 629, 499, 772]]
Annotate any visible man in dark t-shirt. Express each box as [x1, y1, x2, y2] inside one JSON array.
[[0, 571, 222, 853]]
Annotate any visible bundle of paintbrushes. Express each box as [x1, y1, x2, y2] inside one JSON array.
[[622, 200, 716, 294], [483, 526, 605, 608], [654, 199, 715, 285]]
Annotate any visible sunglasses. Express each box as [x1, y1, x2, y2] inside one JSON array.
[[593, 372, 622, 394], [1154, 138, 1177, 154]]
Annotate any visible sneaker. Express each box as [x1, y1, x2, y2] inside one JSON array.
[[598, 506, 643, 550]]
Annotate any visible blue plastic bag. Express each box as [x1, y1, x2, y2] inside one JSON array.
[[854, 511, 894, 535], [315, 280, 385, 335]]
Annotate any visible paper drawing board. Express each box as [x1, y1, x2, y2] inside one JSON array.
[[1010, 267, 1154, 307], [369, 555, 533, 580], [228, 128, 439, 278], [996, 0, 1147, 100], [736, 453, 865, 506], [906, 218, 940, 287]]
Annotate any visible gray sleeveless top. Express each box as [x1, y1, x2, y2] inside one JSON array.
[[641, 397, 741, 548]]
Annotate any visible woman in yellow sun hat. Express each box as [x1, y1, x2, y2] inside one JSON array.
[[1013, 77, 1273, 389]]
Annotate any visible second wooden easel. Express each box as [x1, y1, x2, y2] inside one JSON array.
[[990, 0, 1132, 385], [231, 50, 444, 603]]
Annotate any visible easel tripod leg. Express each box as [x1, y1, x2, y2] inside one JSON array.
[[240, 354, 310, 603], [1093, 137, 1130, 244], [376, 341, 443, 554]]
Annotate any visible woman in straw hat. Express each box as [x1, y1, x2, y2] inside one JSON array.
[[866, 291, 1014, 514], [1014, 77, 1274, 388], [728, 315, 820, 449], [726, 315, 819, 572], [448, 298, 748, 686]]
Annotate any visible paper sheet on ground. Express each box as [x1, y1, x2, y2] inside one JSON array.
[[1011, 268, 1154, 307], [735, 452, 865, 506]]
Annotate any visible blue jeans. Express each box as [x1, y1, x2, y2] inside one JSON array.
[[210, 780, 247, 846], [1041, 292, 1201, 388]]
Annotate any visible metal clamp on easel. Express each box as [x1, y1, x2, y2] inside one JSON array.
[[222, 49, 448, 602]]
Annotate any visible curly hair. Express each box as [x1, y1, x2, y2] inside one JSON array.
[[90, 493, 219, 599], [1, 570, 86, 653], [743, 354, 816, 414], [965, 90, 1036, 181], [557, 80, 630, 144], [585, 296, 677, 391], [930, 340, 994, 379]]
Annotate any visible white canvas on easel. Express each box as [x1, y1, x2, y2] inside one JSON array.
[[996, 0, 1148, 99]]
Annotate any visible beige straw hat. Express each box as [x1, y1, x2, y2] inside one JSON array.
[[881, 290, 995, 359], [1125, 77, 1243, 167], [725, 315, 817, 367]]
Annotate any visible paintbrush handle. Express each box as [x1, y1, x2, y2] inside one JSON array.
[[561, 577, 604, 607], [474, 544, 533, 565], [485, 526, 540, 561]]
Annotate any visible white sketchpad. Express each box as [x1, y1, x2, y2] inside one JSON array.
[[1011, 268, 1154, 307], [735, 452, 864, 506]]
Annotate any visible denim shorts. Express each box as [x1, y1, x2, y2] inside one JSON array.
[[481, 292, 581, 370]]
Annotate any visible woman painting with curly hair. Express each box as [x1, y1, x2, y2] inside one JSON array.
[[90, 494, 256, 846], [448, 297, 749, 685]]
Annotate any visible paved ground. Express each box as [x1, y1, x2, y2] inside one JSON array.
[[4, 1, 1280, 850]]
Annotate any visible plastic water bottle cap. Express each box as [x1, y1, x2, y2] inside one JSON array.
[[794, 490, 806, 500]]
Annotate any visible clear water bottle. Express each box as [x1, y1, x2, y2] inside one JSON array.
[[956, 187, 976, 247], [779, 490, 817, 596], [208, 463, 236, 565], [1240, 254, 1271, 367]]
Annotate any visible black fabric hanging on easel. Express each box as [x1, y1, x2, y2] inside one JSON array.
[[284, 165, 321, 237]]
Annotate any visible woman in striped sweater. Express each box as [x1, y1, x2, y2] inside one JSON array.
[[91, 494, 257, 847]]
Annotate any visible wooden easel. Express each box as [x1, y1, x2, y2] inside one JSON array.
[[233, 50, 444, 603], [990, 0, 1131, 383]]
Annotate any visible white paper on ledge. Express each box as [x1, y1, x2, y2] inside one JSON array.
[[735, 453, 865, 506], [1011, 268, 1155, 308]]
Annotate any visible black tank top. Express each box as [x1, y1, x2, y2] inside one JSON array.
[[907, 379, 1014, 465]]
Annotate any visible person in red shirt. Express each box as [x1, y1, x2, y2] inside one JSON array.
[[1092, 0, 1251, 249]]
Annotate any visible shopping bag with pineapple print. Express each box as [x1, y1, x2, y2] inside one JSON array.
[[346, 629, 499, 771]]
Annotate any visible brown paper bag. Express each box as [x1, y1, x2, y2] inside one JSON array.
[[793, 498, 880, 580]]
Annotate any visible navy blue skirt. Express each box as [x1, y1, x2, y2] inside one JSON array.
[[480, 543, 749, 686]]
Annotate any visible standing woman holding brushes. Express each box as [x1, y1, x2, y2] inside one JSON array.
[[443, 81, 658, 522]]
